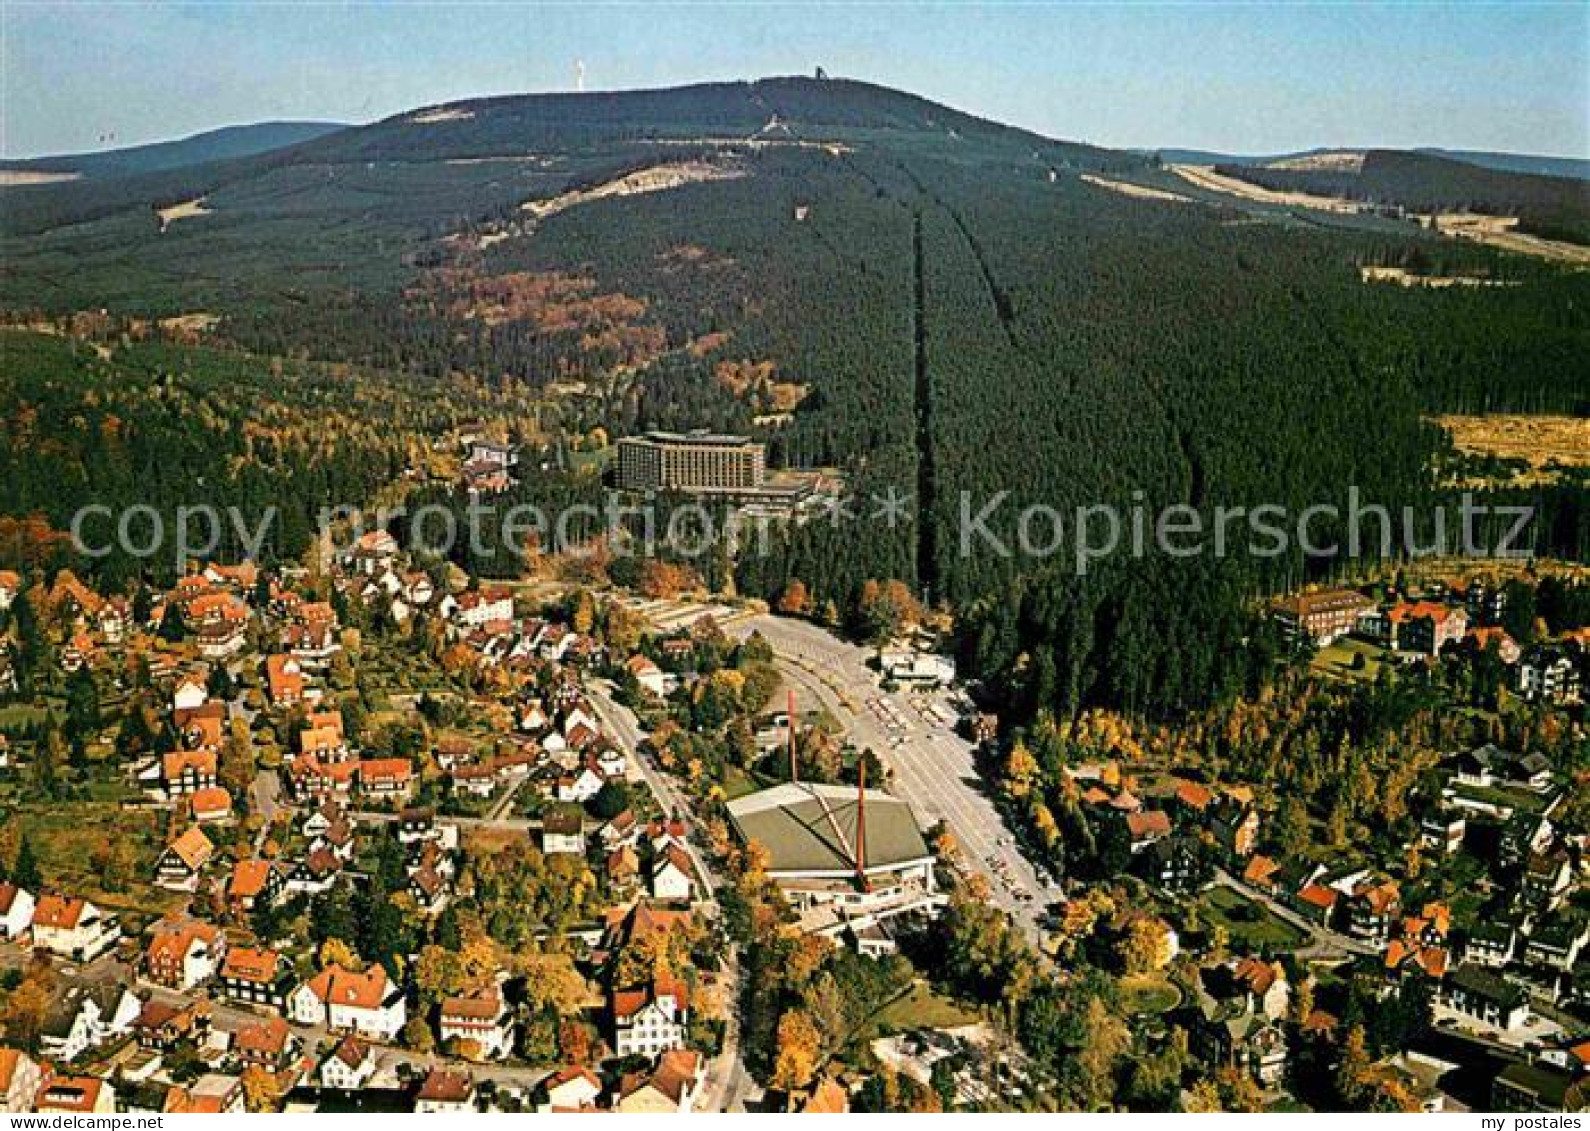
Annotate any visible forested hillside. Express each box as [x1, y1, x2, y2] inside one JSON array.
[[1216, 149, 1590, 244], [3, 76, 1588, 722], [0, 331, 557, 587]]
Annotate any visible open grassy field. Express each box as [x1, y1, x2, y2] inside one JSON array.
[[721, 766, 779, 801], [1436, 414, 1590, 484], [1311, 637, 1393, 684], [0, 700, 60, 729], [13, 800, 186, 922], [1120, 973, 1183, 1016], [861, 981, 981, 1039], [1200, 886, 1309, 951]]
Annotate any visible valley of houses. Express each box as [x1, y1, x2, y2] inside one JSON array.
[[3, 548, 1590, 1112], [0, 532, 744, 1114], [1047, 573, 1590, 1111], [1063, 749, 1590, 1111]]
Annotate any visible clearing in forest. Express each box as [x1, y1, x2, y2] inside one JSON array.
[[1080, 173, 1191, 204], [1358, 266, 1517, 288], [1419, 212, 1590, 266], [408, 107, 475, 124], [1170, 164, 1368, 213], [0, 170, 81, 186], [1437, 414, 1590, 478], [157, 196, 211, 231], [522, 160, 745, 221]]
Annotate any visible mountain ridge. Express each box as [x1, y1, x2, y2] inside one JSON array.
[[0, 120, 348, 179], [1147, 145, 1590, 181]]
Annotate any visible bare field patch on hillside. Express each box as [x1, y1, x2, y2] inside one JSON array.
[[0, 170, 82, 186], [1359, 266, 1518, 288], [157, 196, 211, 231], [1421, 212, 1590, 266], [409, 107, 475, 124], [1170, 164, 1368, 214], [641, 137, 853, 156], [1266, 151, 1365, 173], [522, 160, 744, 221], [1174, 165, 1590, 265], [1080, 173, 1191, 204], [158, 312, 221, 340], [1437, 413, 1590, 476]]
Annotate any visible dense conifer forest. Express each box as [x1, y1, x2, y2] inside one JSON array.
[[3, 77, 1587, 722]]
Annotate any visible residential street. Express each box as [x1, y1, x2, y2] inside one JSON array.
[[249, 768, 282, 849], [585, 684, 761, 1113]]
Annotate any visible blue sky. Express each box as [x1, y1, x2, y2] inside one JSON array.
[[3, 2, 1586, 158]]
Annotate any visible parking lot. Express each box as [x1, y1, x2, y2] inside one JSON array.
[[729, 612, 1052, 940]]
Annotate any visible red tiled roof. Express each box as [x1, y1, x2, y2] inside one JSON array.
[[1242, 855, 1280, 886], [163, 749, 218, 779], [37, 1075, 105, 1113], [235, 1016, 291, 1057], [302, 964, 393, 1011], [164, 827, 215, 870], [1298, 884, 1337, 910], [1355, 879, 1400, 914], [221, 946, 281, 984], [330, 1035, 369, 1069], [189, 786, 232, 818], [32, 893, 89, 929], [0, 881, 27, 915], [417, 1068, 473, 1103], [613, 976, 688, 1020], [359, 758, 414, 785], [1389, 600, 1456, 625], [440, 992, 502, 1021], [1126, 810, 1171, 839], [1233, 956, 1282, 995], [146, 919, 219, 966], [229, 859, 275, 900]]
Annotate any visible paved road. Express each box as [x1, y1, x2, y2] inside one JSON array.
[[346, 808, 537, 832], [587, 685, 718, 897], [728, 614, 1052, 942], [483, 776, 526, 823], [586, 685, 760, 1113], [250, 768, 282, 849]]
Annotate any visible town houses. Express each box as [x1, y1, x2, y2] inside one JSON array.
[[612, 977, 691, 1058], [30, 894, 120, 961], [144, 919, 226, 990], [0, 545, 742, 1114], [218, 946, 293, 1012], [288, 964, 407, 1041], [2, 529, 1587, 1115], [438, 991, 514, 1060]]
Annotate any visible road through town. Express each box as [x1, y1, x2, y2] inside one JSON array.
[[727, 613, 1052, 943], [586, 684, 760, 1114]]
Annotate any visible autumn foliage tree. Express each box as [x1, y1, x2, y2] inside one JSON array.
[[776, 579, 811, 616], [770, 1009, 821, 1091]]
